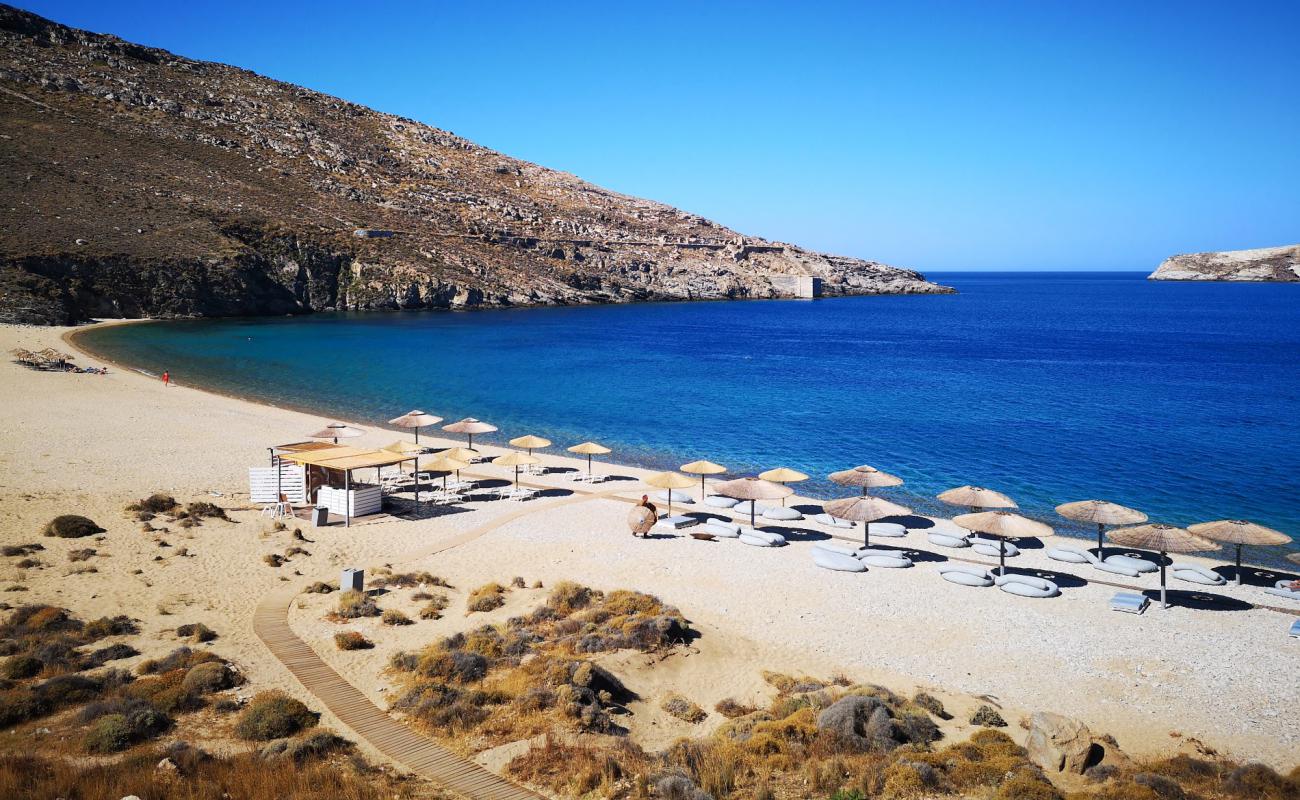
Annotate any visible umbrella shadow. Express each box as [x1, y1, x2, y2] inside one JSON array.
[[602, 474, 640, 483], [762, 524, 830, 543], [879, 514, 935, 530], [547, 466, 579, 475], [1143, 589, 1253, 612], [1002, 536, 1045, 551], [533, 488, 574, 498], [1096, 546, 1171, 566], [792, 503, 824, 515], [1214, 565, 1298, 587], [387, 500, 474, 521]]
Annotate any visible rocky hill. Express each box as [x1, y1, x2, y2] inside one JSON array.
[[0, 5, 950, 325], [1148, 245, 1299, 282]]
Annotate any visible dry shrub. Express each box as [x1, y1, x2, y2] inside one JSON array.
[[662, 693, 708, 723], [506, 735, 649, 797], [185, 501, 228, 520], [715, 697, 758, 718], [547, 581, 594, 615], [176, 622, 217, 642], [284, 546, 310, 558], [83, 706, 171, 753], [511, 576, 526, 588], [993, 769, 1063, 800], [263, 553, 285, 568], [15, 557, 41, 569], [334, 631, 372, 651], [180, 661, 241, 694], [1222, 763, 1296, 800], [971, 703, 1008, 727], [467, 582, 506, 613], [912, 691, 950, 719], [1, 543, 42, 557], [305, 581, 335, 594], [67, 548, 97, 562], [369, 570, 449, 589], [382, 609, 413, 626], [418, 593, 449, 620], [137, 646, 219, 675], [235, 691, 318, 740], [42, 515, 104, 538], [128, 493, 179, 516], [336, 590, 379, 619]]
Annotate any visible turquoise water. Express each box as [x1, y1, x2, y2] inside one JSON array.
[[80, 272, 1300, 563]]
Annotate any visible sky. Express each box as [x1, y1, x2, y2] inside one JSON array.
[[20, 1, 1300, 270]]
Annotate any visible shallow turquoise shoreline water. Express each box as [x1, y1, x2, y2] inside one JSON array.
[[79, 272, 1300, 566]]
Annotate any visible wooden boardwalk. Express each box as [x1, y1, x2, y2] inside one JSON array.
[[253, 488, 605, 799]]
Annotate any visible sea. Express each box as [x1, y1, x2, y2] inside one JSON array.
[[78, 271, 1300, 565]]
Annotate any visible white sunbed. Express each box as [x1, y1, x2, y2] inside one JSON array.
[[704, 495, 740, 509], [1171, 563, 1226, 586], [938, 564, 994, 587], [763, 506, 803, 521], [971, 538, 1020, 558], [739, 528, 786, 547], [701, 518, 741, 538], [656, 514, 698, 530], [1046, 546, 1141, 578], [927, 532, 970, 548], [1107, 553, 1159, 574], [1263, 581, 1300, 603], [812, 548, 867, 572], [995, 573, 1059, 598], [655, 489, 693, 503], [812, 513, 854, 529], [507, 487, 538, 502], [857, 548, 913, 568], [867, 522, 907, 538]]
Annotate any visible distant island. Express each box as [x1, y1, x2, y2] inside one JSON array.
[[1148, 244, 1300, 282], [0, 5, 950, 326]]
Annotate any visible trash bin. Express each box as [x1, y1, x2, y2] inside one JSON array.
[[341, 568, 364, 593], [311, 505, 329, 527]]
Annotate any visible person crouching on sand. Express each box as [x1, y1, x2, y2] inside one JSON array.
[[631, 494, 658, 538]]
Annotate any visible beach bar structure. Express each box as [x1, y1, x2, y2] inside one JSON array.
[[262, 442, 422, 527]]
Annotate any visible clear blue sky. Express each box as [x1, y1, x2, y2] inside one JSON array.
[[21, 1, 1300, 270]]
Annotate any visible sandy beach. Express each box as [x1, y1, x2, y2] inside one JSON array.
[[0, 321, 1296, 775]]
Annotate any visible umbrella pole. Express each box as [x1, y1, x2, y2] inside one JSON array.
[[667, 495, 672, 518], [864, 522, 870, 549], [700, 475, 706, 503], [998, 536, 1006, 576], [1097, 523, 1105, 559], [1235, 543, 1243, 586], [467, 433, 473, 451], [414, 455, 419, 504], [1159, 552, 1167, 609]]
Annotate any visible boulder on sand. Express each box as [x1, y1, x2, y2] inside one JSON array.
[[1027, 712, 1099, 774]]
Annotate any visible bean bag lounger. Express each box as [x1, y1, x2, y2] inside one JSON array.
[[739, 529, 786, 547], [995, 574, 1059, 598], [938, 565, 993, 587], [1106, 554, 1158, 574], [1171, 563, 1226, 586], [1263, 581, 1300, 603], [655, 489, 693, 503], [763, 506, 803, 521], [927, 532, 970, 549], [733, 500, 769, 516], [702, 518, 741, 538], [867, 522, 907, 538], [858, 549, 913, 568], [813, 548, 867, 572], [813, 542, 860, 558], [812, 513, 855, 529], [1047, 547, 1090, 564], [704, 495, 740, 509], [971, 540, 1020, 558]]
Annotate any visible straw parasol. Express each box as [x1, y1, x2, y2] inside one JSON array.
[[681, 460, 727, 502], [309, 422, 364, 444], [567, 441, 611, 479], [439, 446, 477, 462], [1108, 524, 1220, 609], [1187, 520, 1292, 586], [644, 471, 695, 517], [714, 477, 793, 528], [758, 467, 809, 506], [937, 485, 1017, 511], [492, 451, 539, 490], [509, 434, 552, 455], [824, 495, 912, 548], [421, 454, 470, 494], [829, 465, 903, 496], [954, 510, 1053, 576], [441, 417, 497, 450], [1056, 500, 1148, 560], [381, 440, 427, 455], [388, 410, 442, 443]]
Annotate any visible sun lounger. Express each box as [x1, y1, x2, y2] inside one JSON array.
[[927, 532, 970, 548], [813, 542, 859, 557], [763, 506, 802, 521], [812, 548, 867, 572], [1106, 554, 1158, 574], [655, 489, 693, 503], [739, 529, 786, 547], [1110, 591, 1150, 614], [1263, 581, 1300, 603], [1047, 546, 1140, 577], [1290, 619, 1300, 639], [701, 518, 741, 538], [866, 522, 907, 538], [507, 487, 537, 502], [858, 549, 913, 568], [704, 495, 740, 508], [938, 565, 994, 587], [1046, 547, 1090, 564], [971, 539, 1020, 558], [995, 574, 1059, 598], [733, 500, 769, 516], [1171, 563, 1226, 586], [655, 514, 698, 530], [812, 513, 854, 529]]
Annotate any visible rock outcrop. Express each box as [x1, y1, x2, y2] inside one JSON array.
[[1148, 245, 1300, 282], [0, 5, 951, 325], [1025, 711, 1128, 775]]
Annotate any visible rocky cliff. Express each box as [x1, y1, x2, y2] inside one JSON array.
[[0, 5, 951, 325], [1148, 245, 1299, 282]]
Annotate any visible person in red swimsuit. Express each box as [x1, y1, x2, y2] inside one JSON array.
[[161, 370, 170, 387]]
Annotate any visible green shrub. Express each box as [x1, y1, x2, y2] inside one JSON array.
[[334, 632, 372, 651], [234, 691, 318, 741], [42, 515, 104, 539], [1, 655, 42, 680], [180, 662, 239, 694], [83, 713, 133, 753]]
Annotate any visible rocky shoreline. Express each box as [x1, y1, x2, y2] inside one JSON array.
[[1148, 245, 1299, 282], [0, 5, 951, 325]]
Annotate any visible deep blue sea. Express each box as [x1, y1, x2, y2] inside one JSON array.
[[80, 272, 1300, 563]]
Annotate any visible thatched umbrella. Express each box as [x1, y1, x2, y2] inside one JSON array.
[[509, 434, 551, 456], [1109, 524, 1220, 609], [434, 447, 476, 486], [714, 477, 793, 528], [442, 417, 497, 450], [1288, 553, 1300, 568], [1187, 520, 1292, 586], [567, 441, 611, 480], [492, 451, 539, 490], [825, 495, 912, 548], [937, 485, 1017, 512], [758, 467, 809, 506], [644, 471, 695, 517], [1056, 500, 1148, 560], [380, 439, 429, 500], [419, 454, 469, 494], [309, 422, 364, 444], [829, 465, 903, 496], [954, 510, 1054, 576], [681, 460, 727, 502], [388, 410, 442, 444]]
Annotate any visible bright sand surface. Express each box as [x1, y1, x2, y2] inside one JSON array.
[[0, 321, 1296, 772]]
